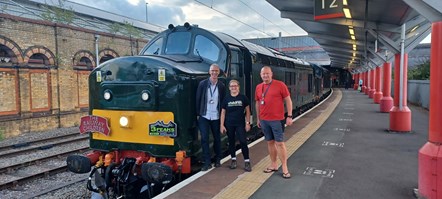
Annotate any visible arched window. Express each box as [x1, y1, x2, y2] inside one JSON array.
[[28, 53, 49, 65], [75, 57, 93, 69], [100, 55, 114, 64], [0, 45, 17, 65]]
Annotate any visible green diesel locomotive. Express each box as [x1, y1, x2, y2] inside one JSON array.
[[67, 23, 331, 199]]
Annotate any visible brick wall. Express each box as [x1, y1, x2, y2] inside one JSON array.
[[0, 14, 148, 138]]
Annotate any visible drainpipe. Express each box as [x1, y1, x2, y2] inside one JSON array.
[[54, 24, 61, 128], [94, 34, 100, 66]]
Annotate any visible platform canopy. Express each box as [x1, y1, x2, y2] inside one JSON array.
[[266, 0, 442, 73]]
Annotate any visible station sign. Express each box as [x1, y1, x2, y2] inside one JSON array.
[[314, 0, 344, 20]]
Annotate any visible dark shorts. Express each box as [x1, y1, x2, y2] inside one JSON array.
[[260, 120, 285, 142]]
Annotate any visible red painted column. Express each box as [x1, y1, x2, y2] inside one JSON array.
[[373, 66, 383, 104], [353, 74, 358, 90], [364, 71, 370, 95], [369, 69, 376, 98], [361, 72, 365, 93], [389, 53, 411, 132], [419, 21, 442, 199], [380, 62, 393, 112]]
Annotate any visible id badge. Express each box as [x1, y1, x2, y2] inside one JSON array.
[[261, 100, 265, 105], [209, 100, 214, 104]]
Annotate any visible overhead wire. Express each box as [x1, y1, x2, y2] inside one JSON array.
[[193, 0, 316, 60], [237, 0, 293, 36], [193, 0, 274, 37]]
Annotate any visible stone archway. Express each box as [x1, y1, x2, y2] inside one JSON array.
[[98, 48, 119, 64], [73, 50, 96, 69], [23, 46, 55, 66]]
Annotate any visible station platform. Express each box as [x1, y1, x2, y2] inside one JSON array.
[[157, 88, 429, 199]]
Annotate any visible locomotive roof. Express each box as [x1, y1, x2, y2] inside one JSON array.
[[208, 29, 309, 66]]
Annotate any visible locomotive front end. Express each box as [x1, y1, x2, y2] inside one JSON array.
[[67, 56, 196, 198], [67, 23, 230, 198]]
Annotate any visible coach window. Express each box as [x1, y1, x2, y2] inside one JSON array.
[[165, 32, 191, 54], [285, 72, 290, 85], [194, 35, 219, 62], [144, 37, 163, 55], [308, 74, 313, 92]]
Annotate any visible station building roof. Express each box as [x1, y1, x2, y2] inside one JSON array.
[[265, 0, 442, 73], [1, 0, 163, 40]]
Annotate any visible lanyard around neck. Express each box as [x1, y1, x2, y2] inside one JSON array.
[[261, 81, 272, 99], [209, 83, 218, 98]]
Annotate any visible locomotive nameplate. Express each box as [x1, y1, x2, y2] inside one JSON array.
[[79, 115, 110, 136], [91, 109, 175, 145]]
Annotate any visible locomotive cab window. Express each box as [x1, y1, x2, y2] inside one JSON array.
[[194, 35, 220, 62], [165, 32, 191, 54], [144, 37, 163, 55]]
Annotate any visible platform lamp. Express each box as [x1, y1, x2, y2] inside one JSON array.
[[146, 0, 149, 23]]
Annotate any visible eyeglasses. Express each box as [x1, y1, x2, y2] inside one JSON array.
[[229, 85, 239, 87]]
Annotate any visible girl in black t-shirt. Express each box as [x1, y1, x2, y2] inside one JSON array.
[[220, 80, 252, 172]]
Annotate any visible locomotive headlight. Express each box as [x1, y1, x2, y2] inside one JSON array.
[[119, 116, 130, 128], [103, 90, 112, 101], [141, 90, 150, 101]]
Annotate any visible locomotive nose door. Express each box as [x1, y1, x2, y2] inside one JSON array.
[[227, 46, 251, 100]]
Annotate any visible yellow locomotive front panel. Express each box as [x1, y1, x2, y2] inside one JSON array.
[[91, 109, 175, 146]]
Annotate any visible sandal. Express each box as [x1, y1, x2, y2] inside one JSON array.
[[263, 168, 278, 173], [282, 172, 291, 179]]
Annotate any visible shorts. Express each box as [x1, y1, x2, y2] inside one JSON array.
[[260, 120, 285, 142]]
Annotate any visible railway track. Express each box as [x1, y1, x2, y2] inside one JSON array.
[[0, 132, 91, 191], [0, 164, 69, 190], [0, 146, 90, 174], [0, 134, 88, 159]]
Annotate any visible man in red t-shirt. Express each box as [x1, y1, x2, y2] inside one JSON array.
[[255, 66, 293, 179]]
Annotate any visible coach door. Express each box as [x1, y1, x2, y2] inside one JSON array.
[[228, 46, 251, 100]]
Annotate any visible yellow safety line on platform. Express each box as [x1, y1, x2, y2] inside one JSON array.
[[213, 90, 342, 199]]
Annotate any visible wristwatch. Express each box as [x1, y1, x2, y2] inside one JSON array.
[[246, 122, 251, 125], [287, 115, 292, 118]]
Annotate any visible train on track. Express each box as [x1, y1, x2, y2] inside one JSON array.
[[66, 23, 332, 199]]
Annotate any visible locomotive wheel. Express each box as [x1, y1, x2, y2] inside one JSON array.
[[105, 163, 117, 190]]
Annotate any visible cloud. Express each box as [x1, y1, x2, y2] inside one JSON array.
[[69, 0, 307, 39]]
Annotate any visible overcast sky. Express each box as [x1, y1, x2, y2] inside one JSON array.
[[68, 0, 307, 40], [68, 0, 430, 43]]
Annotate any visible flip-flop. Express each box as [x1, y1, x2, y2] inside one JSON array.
[[282, 172, 291, 179], [263, 168, 278, 173]]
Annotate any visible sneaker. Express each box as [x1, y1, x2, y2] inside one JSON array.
[[201, 164, 212, 171], [230, 160, 237, 169], [244, 162, 252, 172], [214, 160, 221, 167]]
